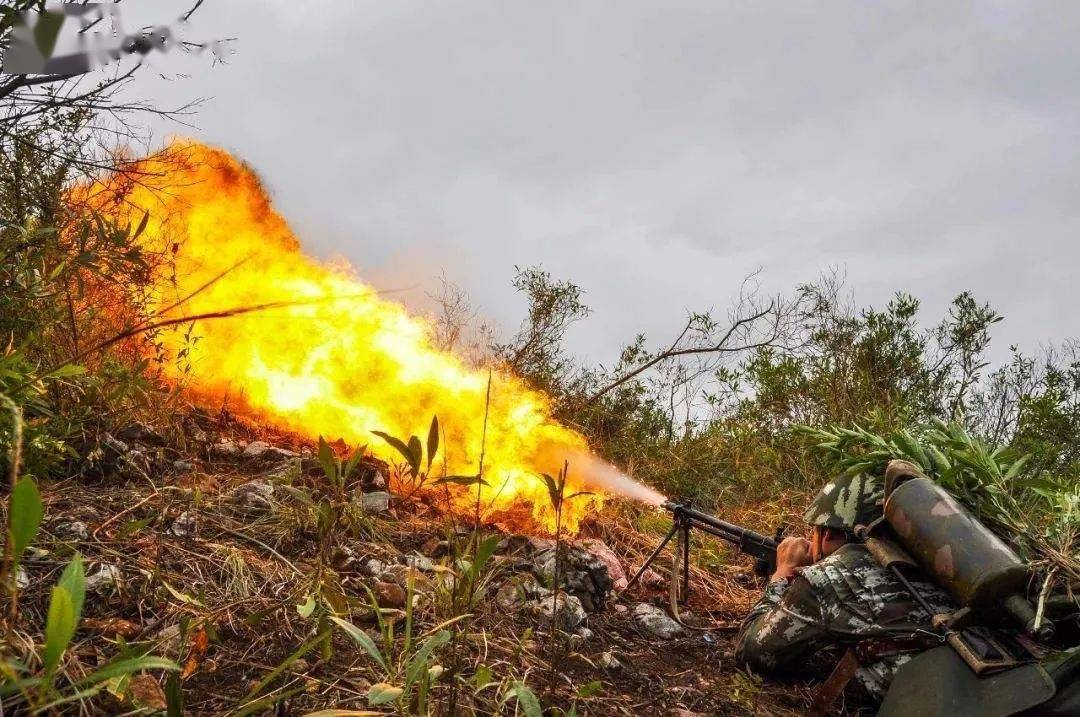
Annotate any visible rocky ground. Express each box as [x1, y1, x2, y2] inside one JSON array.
[[7, 409, 848, 715]]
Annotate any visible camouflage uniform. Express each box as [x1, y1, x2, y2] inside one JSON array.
[[735, 471, 955, 698], [735, 543, 954, 697]]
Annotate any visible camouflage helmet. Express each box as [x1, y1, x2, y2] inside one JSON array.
[[802, 472, 885, 531]]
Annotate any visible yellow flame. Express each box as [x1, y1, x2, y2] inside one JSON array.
[[80, 141, 604, 532]]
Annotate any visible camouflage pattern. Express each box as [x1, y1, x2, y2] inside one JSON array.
[[735, 543, 954, 698], [802, 472, 885, 531], [884, 471, 1031, 613]]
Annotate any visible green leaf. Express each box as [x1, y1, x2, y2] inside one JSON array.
[[9, 477, 44, 568], [404, 630, 451, 690], [372, 431, 417, 474], [538, 473, 560, 510], [43, 586, 76, 677], [407, 435, 423, 475], [165, 671, 184, 717], [245, 631, 329, 700], [466, 535, 501, 586], [433, 475, 490, 487], [1003, 454, 1032, 481], [576, 680, 603, 698], [329, 616, 388, 673], [506, 681, 542, 717], [42, 363, 87, 380], [296, 594, 316, 618], [132, 210, 151, 241], [76, 656, 180, 688], [317, 436, 338, 482], [426, 415, 439, 473], [57, 554, 85, 623], [367, 683, 403, 706], [472, 664, 493, 691], [343, 447, 365, 481]]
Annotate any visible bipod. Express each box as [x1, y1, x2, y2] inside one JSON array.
[[623, 505, 693, 603]]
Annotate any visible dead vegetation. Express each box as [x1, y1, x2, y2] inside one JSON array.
[[4, 410, 827, 715]]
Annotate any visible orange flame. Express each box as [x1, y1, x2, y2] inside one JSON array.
[[77, 141, 609, 532]]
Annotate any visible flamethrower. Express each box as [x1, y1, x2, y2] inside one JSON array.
[[624, 499, 784, 602]]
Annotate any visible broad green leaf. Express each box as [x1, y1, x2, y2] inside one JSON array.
[[433, 475, 490, 487], [43, 363, 87, 379], [57, 554, 85, 623], [367, 682, 403, 706], [426, 416, 439, 472], [296, 593, 316, 618], [10, 477, 44, 568], [538, 473, 560, 510], [162, 581, 206, 607], [372, 431, 416, 473], [165, 671, 184, 717], [132, 210, 151, 241], [43, 586, 76, 676], [472, 664, 493, 691], [329, 616, 388, 673], [76, 656, 180, 687], [467, 535, 502, 585], [317, 436, 338, 483], [407, 435, 423, 475], [1003, 454, 1032, 481], [343, 447, 365, 481], [404, 630, 451, 689], [506, 681, 542, 717], [576, 680, 603, 698]]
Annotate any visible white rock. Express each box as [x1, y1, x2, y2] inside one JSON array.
[[15, 566, 30, 590], [242, 441, 297, 462], [232, 480, 275, 511], [211, 440, 241, 458], [528, 593, 587, 631], [85, 564, 122, 593], [361, 491, 391, 514], [361, 558, 386, 577], [632, 603, 684, 639], [55, 520, 89, 541], [598, 650, 622, 670], [170, 511, 196, 537], [402, 554, 435, 571]]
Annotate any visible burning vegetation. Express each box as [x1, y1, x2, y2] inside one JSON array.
[[74, 141, 661, 534]]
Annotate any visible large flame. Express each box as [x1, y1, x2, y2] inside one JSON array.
[[78, 141, 618, 532]]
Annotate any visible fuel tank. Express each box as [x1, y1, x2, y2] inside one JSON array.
[[884, 473, 1030, 612]]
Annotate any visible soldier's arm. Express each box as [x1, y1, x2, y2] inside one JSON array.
[[735, 575, 829, 675]]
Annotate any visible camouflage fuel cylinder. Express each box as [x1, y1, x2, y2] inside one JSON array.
[[883, 463, 1048, 637]]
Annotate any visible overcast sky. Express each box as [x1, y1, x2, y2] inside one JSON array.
[[126, 1, 1080, 367]]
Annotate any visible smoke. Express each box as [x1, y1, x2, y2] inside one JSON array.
[[573, 452, 668, 507]]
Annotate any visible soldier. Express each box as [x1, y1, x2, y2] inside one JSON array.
[[735, 468, 954, 703]]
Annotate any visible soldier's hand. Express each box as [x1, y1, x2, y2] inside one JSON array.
[[772, 536, 813, 581]]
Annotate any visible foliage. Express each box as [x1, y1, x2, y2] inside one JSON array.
[[0, 417, 179, 711], [801, 419, 1079, 583], [0, 109, 178, 480], [331, 575, 451, 714]]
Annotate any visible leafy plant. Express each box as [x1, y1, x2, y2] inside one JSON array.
[[800, 418, 1079, 585], [331, 571, 451, 714], [373, 415, 442, 495]]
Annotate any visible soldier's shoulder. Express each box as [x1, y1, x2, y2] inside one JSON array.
[[797, 544, 882, 589]]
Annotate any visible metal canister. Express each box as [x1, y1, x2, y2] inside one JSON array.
[[884, 475, 1030, 612]]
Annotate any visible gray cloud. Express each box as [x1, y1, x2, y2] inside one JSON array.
[[134, 1, 1080, 364]]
